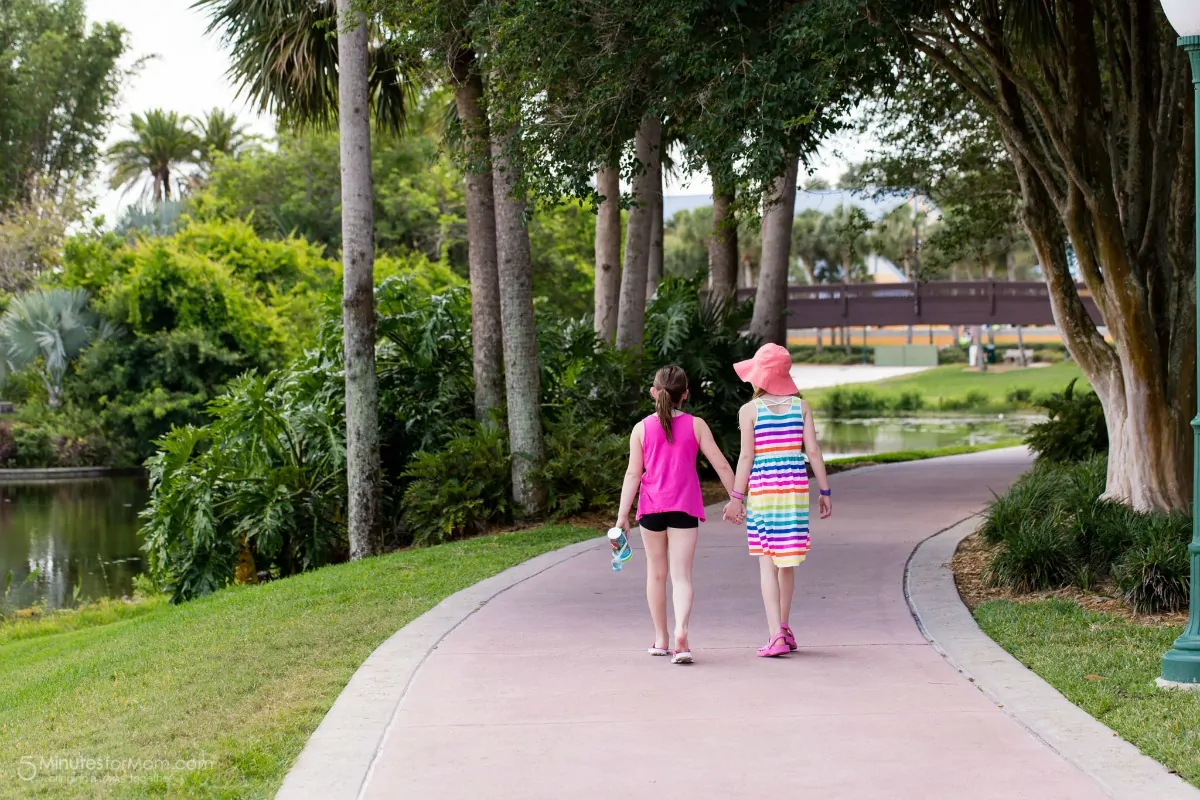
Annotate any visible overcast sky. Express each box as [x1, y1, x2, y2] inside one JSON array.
[[84, 0, 859, 224]]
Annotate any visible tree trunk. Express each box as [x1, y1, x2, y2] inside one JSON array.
[[645, 154, 664, 300], [1015, 325, 1027, 367], [337, 0, 381, 560], [593, 164, 621, 342], [615, 118, 661, 350], [751, 155, 799, 345], [452, 52, 504, 423], [708, 177, 738, 301], [489, 124, 546, 516]]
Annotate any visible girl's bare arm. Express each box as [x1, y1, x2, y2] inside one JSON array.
[[726, 403, 757, 518], [616, 423, 645, 530], [802, 400, 830, 491], [694, 417, 735, 496], [803, 400, 833, 518]]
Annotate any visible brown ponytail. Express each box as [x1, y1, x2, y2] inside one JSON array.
[[653, 365, 689, 443]]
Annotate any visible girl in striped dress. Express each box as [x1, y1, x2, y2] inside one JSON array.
[[724, 344, 833, 657]]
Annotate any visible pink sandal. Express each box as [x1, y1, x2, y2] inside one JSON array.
[[757, 632, 790, 658], [781, 625, 798, 651]]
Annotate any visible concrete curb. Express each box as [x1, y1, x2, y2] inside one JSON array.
[[274, 535, 605, 800], [905, 518, 1200, 800]]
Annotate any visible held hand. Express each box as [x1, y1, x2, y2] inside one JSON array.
[[723, 499, 746, 526], [819, 495, 833, 519]]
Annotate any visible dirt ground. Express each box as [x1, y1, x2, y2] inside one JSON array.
[[951, 531, 1188, 627]]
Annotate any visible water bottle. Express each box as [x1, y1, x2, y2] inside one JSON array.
[[607, 527, 632, 572]]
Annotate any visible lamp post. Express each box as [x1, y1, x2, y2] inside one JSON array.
[[1160, 0, 1200, 689]]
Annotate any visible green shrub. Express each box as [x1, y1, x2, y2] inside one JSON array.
[[1071, 496, 1139, 575], [979, 464, 1069, 545], [986, 513, 1079, 592], [1033, 348, 1065, 364], [1006, 387, 1033, 406], [1026, 379, 1107, 463], [939, 346, 968, 365], [534, 410, 627, 518], [1114, 512, 1192, 614], [10, 422, 53, 467], [939, 390, 990, 412], [0, 423, 14, 465], [402, 425, 511, 545], [824, 386, 888, 418], [892, 391, 925, 413]]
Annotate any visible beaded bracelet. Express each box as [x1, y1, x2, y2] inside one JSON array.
[[819, 489, 832, 497]]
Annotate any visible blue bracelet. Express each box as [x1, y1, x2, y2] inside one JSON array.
[[819, 489, 832, 497]]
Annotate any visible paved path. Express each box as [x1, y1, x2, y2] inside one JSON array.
[[363, 450, 1107, 799]]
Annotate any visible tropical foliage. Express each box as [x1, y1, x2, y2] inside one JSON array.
[[140, 274, 757, 601], [0, 288, 107, 407], [106, 110, 201, 203]]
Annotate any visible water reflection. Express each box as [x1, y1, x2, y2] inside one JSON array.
[[818, 416, 1032, 460], [0, 478, 147, 611]]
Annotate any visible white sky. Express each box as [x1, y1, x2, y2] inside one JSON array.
[[84, 0, 860, 223], [85, 0, 275, 224]]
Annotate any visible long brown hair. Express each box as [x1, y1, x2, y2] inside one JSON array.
[[653, 365, 689, 443]]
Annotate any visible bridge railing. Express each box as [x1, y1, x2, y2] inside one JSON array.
[[730, 281, 1100, 328]]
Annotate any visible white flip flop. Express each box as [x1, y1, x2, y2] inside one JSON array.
[[671, 650, 693, 665]]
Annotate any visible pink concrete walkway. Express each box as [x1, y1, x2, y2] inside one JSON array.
[[364, 450, 1106, 799]]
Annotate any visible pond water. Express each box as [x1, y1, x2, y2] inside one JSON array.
[[1, 478, 147, 611], [817, 416, 1033, 461], [0, 416, 1031, 610]]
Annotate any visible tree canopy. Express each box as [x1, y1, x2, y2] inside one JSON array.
[[0, 0, 127, 210]]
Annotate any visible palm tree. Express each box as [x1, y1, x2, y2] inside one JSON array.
[[106, 110, 200, 203], [0, 289, 108, 407], [194, 0, 415, 560], [192, 109, 254, 168], [194, 0, 409, 132], [336, 0, 382, 558]]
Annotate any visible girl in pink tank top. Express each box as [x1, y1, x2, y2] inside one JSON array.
[[616, 366, 738, 664]]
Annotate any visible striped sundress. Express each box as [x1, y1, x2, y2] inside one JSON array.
[[746, 397, 810, 567]]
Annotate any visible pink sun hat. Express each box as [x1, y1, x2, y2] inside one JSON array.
[[734, 343, 798, 395]]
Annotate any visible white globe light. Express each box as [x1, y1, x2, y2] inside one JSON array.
[[1162, 0, 1200, 36]]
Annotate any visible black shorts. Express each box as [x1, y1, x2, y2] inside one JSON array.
[[638, 511, 700, 532]]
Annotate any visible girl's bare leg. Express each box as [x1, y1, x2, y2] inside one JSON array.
[[758, 556, 782, 637], [778, 565, 795, 629], [641, 530, 669, 649], [666, 527, 698, 651]]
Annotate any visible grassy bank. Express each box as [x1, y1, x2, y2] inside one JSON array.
[[0, 525, 597, 799], [803, 363, 1085, 417], [976, 600, 1200, 788]]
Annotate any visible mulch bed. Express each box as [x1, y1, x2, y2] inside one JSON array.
[[951, 531, 1188, 627]]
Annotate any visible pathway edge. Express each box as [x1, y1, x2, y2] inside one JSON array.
[[905, 518, 1199, 800], [274, 535, 604, 800]]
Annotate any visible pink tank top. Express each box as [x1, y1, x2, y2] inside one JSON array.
[[637, 413, 706, 521]]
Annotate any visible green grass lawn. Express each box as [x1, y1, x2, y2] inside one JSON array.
[[0, 525, 597, 799], [804, 363, 1086, 415], [976, 599, 1200, 788]]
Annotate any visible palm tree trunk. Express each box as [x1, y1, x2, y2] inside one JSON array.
[[751, 156, 799, 346], [489, 123, 546, 516], [594, 164, 621, 342], [615, 118, 661, 350], [337, 0, 381, 560], [708, 172, 738, 301], [645, 156, 664, 300], [452, 51, 504, 423]]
